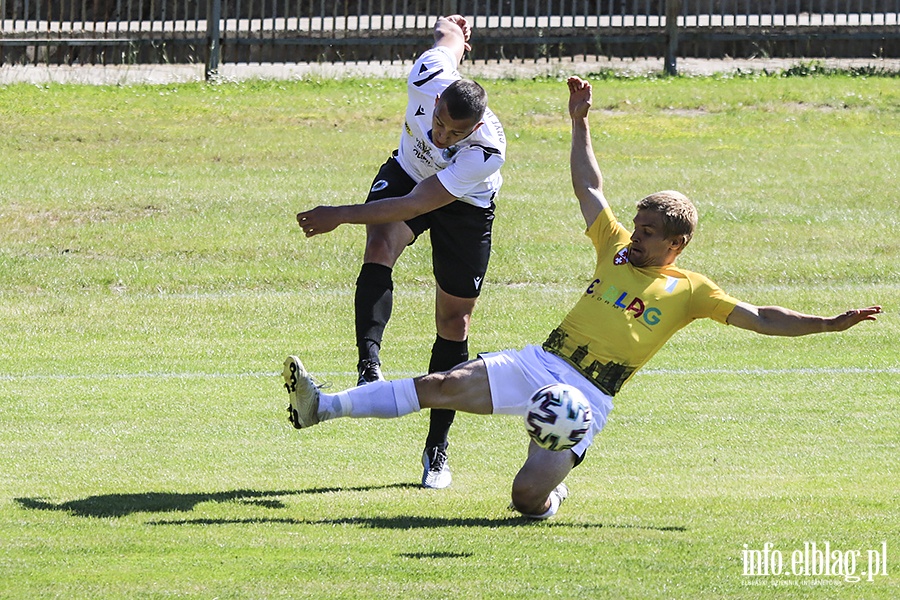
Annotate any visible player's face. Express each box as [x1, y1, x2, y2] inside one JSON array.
[[430, 99, 481, 149], [629, 209, 684, 268]]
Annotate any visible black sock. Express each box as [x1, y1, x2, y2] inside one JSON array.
[[426, 336, 469, 450], [354, 263, 394, 363]]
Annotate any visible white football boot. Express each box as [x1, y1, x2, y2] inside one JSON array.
[[421, 446, 452, 489], [283, 355, 321, 429]]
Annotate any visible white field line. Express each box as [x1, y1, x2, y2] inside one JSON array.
[[1, 366, 897, 383]]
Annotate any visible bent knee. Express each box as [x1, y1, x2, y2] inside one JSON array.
[[364, 225, 411, 264], [510, 481, 549, 516], [363, 240, 402, 265]]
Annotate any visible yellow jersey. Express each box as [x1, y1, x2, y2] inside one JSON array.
[[543, 206, 740, 395]]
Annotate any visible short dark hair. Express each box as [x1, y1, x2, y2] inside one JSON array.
[[440, 79, 487, 122]]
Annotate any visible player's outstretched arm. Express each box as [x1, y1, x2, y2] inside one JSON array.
[[433, 15, 471, 63], [726, 302, 882, 336], [296, 175, 457, 237], [568, 76, 609, 229]]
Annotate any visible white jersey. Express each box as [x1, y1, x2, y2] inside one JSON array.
[[396, 46, 506, 208]]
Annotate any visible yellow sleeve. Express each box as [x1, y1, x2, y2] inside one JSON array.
[[586, 206, 629, 253], [689, 273, 741, 324]]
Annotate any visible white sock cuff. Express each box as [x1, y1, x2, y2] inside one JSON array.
[[391, 378, 421, 416]]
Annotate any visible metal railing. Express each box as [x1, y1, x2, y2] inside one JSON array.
[[2, 1, 898, 76]]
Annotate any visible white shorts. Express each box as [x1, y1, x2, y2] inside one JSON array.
[[480, 345, 614, 460]]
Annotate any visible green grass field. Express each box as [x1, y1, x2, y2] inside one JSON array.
[[1, 71, 897, 599]]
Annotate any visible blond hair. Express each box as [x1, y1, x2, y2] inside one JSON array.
[[636, 191, 698, 246]]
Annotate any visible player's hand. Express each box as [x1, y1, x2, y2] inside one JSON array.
[[296, 206, 341, 237], [828, 306, 883, 331], [568, 76, 592, 120], [442, 14, 472, 51]]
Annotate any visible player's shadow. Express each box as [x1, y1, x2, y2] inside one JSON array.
[[16, 486, 686, 533], [14, 483, 416, 519], [147, 515, 684, 532]]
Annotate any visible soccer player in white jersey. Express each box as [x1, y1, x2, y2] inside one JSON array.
[[287, 76, 881, 520], [296, 15, 506, 490]]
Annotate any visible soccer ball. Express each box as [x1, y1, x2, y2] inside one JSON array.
[[525, 383, 593, 451]]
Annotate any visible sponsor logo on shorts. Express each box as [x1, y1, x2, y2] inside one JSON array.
[[371, 180, 389, 193]]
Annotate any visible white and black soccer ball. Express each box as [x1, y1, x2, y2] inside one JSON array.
[[524, 383, 593, 451]]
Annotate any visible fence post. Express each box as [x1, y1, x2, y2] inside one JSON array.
[[664, 0, 682, 76], [206, 0, 222, 80], [442, 1, 459, 16]]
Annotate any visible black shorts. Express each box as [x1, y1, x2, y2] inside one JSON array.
[[366, 154, 495, 299]]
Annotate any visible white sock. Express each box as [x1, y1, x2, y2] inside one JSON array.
[[331, 379, 420, 419]]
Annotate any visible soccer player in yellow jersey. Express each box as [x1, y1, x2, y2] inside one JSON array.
[[283, 76, 882, 519]]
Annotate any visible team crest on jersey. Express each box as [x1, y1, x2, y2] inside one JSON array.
[[613, 248, 629, 265]]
